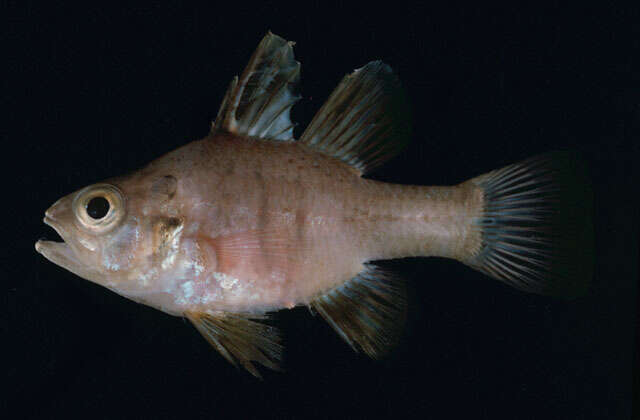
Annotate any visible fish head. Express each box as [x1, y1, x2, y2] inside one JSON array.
[[35, 173, 184, 293]]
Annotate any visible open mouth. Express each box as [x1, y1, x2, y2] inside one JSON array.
[[34, 216, 82, 274], [35, 216, 67, 250], [35, 214, 105, 282]]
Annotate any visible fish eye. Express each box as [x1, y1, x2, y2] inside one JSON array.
[[86, 196, 110, 220], [73, 184, 126, 233]]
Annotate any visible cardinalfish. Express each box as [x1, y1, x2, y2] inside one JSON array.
[[36, 32, 593, 377]]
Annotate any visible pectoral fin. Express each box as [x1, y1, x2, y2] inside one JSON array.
[[310, 264, 406, 358], [185, 311, 282, 378]]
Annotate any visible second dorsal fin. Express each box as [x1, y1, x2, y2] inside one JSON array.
[[299, 61, 411, 175], [211, 32, 301, 141]]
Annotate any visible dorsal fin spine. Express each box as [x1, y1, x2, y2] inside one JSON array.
[[211, 32, 300, 141], [252, 65, 300, 138]]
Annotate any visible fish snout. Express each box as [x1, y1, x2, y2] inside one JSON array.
[[45, 196, 70, 221], [40, 195, 74, 248]]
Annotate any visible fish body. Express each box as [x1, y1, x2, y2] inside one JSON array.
[[41, 132, 480, 315], [36, 33, 592, 376]]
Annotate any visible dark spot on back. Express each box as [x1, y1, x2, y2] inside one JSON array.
[[151, 175, 178, 199]]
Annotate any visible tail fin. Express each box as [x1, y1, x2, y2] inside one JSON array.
[[464, 152, 594, 297]]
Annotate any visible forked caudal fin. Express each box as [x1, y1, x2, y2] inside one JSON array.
[[464, 152, 594, 298]]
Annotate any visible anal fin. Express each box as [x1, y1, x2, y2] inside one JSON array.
[[310, 263, 406, 358], [185, 311, 282, 378]]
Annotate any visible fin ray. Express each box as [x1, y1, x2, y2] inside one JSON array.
[[299, 61, 411, 174], [186, 311, 282, 378], [310, 263, 406, 358], [197, 228, 311, 276], [211, 32, 301, 141], [465, 152, 594, 297]]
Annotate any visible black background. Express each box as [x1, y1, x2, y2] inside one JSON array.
[[5, 3, 638, 419]]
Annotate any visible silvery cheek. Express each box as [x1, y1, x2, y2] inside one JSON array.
[[101, 221, 142, 272], [78, 236, 98, 252]]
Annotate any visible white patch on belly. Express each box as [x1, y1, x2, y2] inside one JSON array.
[[181, 281, 194, 299], [213, 272, 238, 290], [137, 268, 158, 287], [103, 254, 120, 271]]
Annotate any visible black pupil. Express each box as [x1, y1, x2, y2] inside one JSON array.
[[87, 196, 110, 219]]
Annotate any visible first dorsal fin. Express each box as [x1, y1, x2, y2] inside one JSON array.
[[185, 311, 282, 378], [211, 32, 301, 141], [309, 264, 406, 358], [299, 61, 411, 175]]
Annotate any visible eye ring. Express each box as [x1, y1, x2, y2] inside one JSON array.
[[73, 183, 126, 234]]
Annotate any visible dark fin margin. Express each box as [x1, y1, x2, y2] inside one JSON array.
[[466, 152, 594, 298], [185, 311, 283, 379], [299, 61, 411, 175], [310, 263, 406, 358]]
